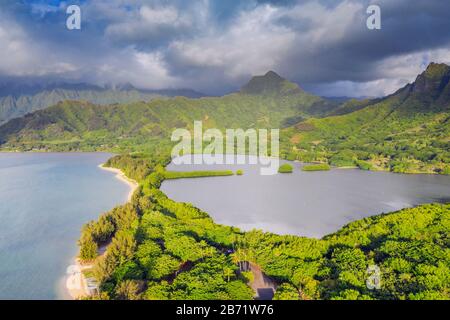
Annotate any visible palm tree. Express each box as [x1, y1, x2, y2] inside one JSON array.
[[231, 248, 245, 271], [223, 267, 234, 282]]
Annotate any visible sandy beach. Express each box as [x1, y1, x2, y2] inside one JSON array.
[[64, 164, 138, 299], [98, 164, 139, 201]]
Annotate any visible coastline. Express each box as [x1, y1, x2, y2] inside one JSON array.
[[98, 164, 139, 201], [64, 163, 138, 300]]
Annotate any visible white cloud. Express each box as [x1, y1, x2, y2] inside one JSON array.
[[164, 1, 368, 91], [105, 5, 195, 45], [139, 6, 179, 24], [95, 48, 179, 89], [30, 3, 61, 17], [311, 78, 409, 97], [167, 4, 296, 87], [284, 1, 363, 45], [313, 48, 450, 97], [1, 0, 450, 96], [377, 48, 450, 80], [97, 0, 450, 96], [0, 16, 76, 77]]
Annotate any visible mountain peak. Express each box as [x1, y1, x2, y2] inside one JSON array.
[[240, 71, 302, 95], [412, 62, 450, 96], [423, 62, 450, 78], [263, 70, 284, 80]]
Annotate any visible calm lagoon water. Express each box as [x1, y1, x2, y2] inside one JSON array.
[[0, 153, 130, 299], [162, 156, 450, 238]]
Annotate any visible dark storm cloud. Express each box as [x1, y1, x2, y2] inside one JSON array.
[[1, 0, 450, 96]]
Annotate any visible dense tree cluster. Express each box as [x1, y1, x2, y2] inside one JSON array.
[[164, 170, 234, 179], [278, 163, 293, 173]]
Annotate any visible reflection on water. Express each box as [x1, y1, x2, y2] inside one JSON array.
[[161, 155, 450, 238]]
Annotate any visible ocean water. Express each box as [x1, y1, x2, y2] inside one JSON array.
[[0, 153, 131, 299], [162, 155, 450, 238]]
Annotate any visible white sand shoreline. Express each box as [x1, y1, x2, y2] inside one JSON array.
[[98, 164, 139, 201], [63, 164, 138, 300]]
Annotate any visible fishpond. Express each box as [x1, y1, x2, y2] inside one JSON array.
[[162, 155, 450, 238]]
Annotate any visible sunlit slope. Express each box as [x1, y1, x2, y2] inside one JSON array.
[[283, 63, 450, 174], [0, 72, 334, 152]]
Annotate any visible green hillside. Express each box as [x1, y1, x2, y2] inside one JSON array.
[[0, 85, 205, 125], [283, 63, 450, 174], [0, 72, 332, 152], [0, 88, 164, 125]]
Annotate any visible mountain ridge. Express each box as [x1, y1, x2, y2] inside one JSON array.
[[0, 84, 206, 125], [0, 84, 328, 150]]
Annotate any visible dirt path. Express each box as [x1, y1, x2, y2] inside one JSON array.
[[249, 262, 277, 300]]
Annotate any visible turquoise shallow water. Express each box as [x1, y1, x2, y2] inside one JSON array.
[[0, 153, 130, 299]]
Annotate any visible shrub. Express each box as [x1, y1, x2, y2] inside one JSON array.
[[302, 164, 331, 171], [278, 163, 294, 173], [355, 160, 373, 171]]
